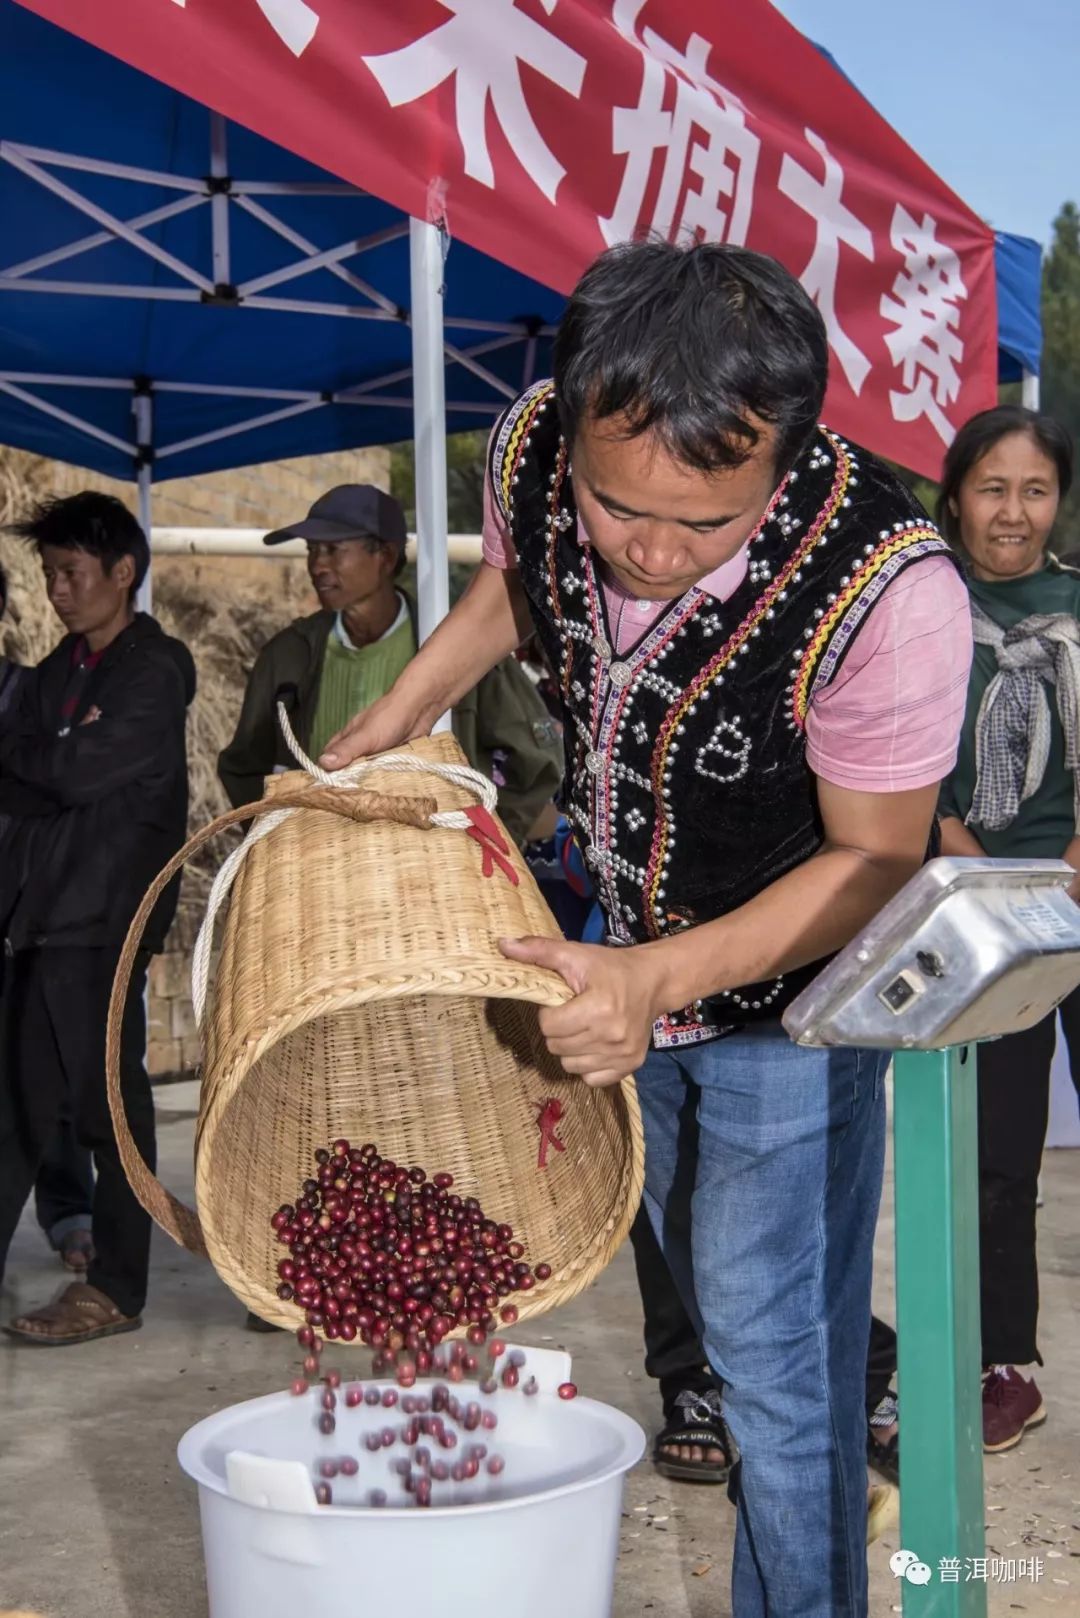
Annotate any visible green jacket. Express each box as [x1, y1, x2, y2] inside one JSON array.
[[217, 601, 563, 847]]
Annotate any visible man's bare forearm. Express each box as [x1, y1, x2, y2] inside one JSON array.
[[647, 843, 924, 1011], [939, 815, 985, 858]]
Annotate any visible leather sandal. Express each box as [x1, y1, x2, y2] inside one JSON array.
[[653, 1388, 733, 1483], [4, 1282, 142, 1346]]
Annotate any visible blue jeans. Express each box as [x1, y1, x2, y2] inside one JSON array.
[[638, 1026, 887, 1618]]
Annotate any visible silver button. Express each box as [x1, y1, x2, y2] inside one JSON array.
[[607, 660, 633, 689], [591, 633, 611, 661], [585, 750, 604, 775]]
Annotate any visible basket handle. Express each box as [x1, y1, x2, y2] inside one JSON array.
[[106, 784, 438, 1255], [274, 701, 500, 823]]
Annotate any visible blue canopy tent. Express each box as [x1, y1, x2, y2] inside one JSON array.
[[993, 230, 1044, 389], [0, 4, 1044, 629]]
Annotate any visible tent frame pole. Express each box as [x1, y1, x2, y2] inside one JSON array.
[[409, 215, 451, 730], [208, 113, 231, 288], [1021, 368, 1040, 411], [134, 389, 153, 613]]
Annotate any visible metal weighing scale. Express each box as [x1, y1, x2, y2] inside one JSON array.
[[784, 857, 1080, 1618]]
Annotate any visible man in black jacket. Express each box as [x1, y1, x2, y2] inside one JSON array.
[[1, 561, 97, 1275], [0, 493, 195, 1346]]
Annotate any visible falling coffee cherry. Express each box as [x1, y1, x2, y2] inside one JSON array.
[[276, 1138, 565, 1509], [557, 1382, 578, 1400]]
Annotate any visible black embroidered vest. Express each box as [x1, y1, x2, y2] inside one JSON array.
[[491, 380, 954, 1047]]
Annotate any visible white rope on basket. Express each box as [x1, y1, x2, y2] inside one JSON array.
[[190, 702, 499, 1027]]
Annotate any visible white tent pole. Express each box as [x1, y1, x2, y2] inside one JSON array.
[[2, 195, 205, 281], [209, 113, 231, 288], [409, 215, 451, 731], [134, 390, 153, 613], [0, 147, 213, 291], [0, 141, 204, 190], [1022, 368, 1040, 410]]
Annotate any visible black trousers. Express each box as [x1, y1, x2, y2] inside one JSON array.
[[0, 947, 155, 1317], [629, 1203, 718, 1413], [34, 1115, 95, 1241], [979, 985, 1080, 1367], [631, 1201, 899, 1420]]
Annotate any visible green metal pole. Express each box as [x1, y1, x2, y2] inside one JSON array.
[[892, 1046, 986, 1617]]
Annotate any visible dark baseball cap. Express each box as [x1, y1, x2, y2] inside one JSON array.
[[263, 484, 407, 550]]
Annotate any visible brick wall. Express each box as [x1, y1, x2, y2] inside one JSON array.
[[40, 443, 391, 530], [147, 910, 205, 1080]]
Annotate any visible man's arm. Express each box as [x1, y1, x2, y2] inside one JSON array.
[[320, 562, 532, 766], [647, 778, 940, 999], [502, 778, 940, 1086], [939, 815, 985, 857], [472, 657, 564, 846], [0, 657, 185, 810], [218, 644, 285, 809]]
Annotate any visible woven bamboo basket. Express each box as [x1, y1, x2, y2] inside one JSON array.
[[106, 730, 644, 1333]]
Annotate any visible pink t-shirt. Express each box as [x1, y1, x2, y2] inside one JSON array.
[[482, 474, 971, 793]]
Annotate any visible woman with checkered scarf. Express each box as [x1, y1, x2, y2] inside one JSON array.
[[938, 404, 1079, 1456]]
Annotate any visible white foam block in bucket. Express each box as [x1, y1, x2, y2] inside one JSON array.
[[178, 1346, 645, 1618]]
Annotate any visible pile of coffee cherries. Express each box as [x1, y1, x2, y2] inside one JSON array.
[[269, 1139, 576, 1507], [270, 1138, 553, 1350]]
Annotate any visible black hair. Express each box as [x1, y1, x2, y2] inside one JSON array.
[[553, 239, 829, 477], [7, 491, 149, 604], [937, 405, 1074, 546]]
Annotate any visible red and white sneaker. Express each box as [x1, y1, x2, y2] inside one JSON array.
[[982, 1365, 1047, 1453]]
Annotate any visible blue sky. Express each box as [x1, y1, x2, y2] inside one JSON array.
[[771, 0, 1077, 246]]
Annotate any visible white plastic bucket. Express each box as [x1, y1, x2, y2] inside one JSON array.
[[178, 1346, 645, 1618]]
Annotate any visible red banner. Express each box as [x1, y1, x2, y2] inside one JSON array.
[[17, 0, 998, 476]]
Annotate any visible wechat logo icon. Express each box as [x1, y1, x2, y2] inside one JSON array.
[[891, 1549, 933, 1585]]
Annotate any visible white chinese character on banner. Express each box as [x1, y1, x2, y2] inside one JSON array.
[[880, 204, 968, 446], [1017, 1557, 1045, 1581], [965, 1558, 989, 1582], [778, 130, 874, 395], [938, 1558, 962, 1584], [990, 1558, 1018, 1584], [362, 0, 586, 203], [600, 0, 760, 247], [167, 0, 319, 56]]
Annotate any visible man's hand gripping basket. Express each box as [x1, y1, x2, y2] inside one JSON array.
[[105, 718, 644, 1332]]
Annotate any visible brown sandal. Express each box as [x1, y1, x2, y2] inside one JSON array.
[[4, 1282, 142, 1346]]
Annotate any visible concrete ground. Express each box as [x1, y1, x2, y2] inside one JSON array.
[[1, 1080, 1077, 1618]]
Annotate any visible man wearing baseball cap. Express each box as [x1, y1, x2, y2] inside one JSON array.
[[218, 484, 563, 848]]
